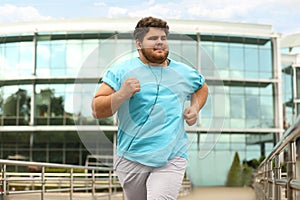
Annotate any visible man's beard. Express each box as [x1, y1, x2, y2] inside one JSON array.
[[141, 48, 169, 64]]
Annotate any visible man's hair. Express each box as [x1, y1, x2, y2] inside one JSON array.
[[133, 16, 169, 42]]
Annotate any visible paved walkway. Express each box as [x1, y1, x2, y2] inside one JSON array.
[[1, 193, 124, 200], [179, 187, 256, 200], [1, 187, 256, 200]]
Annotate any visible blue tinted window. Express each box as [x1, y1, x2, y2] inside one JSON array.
[[0, 85, 32, 125], [229, 44, 244, 78], [0, 42, 34, 78]]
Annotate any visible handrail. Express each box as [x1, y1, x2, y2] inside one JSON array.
[[259, 116, 300, 168], [0, 159, 112, 170], [0, 159, 192, 200], [0, 159, 123, 200], [254, 115, 300, 200]]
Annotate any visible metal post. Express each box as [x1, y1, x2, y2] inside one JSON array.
[[287, 141, 296, 200], [30, 32, 37, 127], [113, 132, 117, 166], [268, 161, 273, 200], [274, 154, 281, 200], [92, 170, 95, 197], [271, 36, 284, 141], [41, 166, 45, 200], [292, 67, 297, 121], [2, 164, 7, 197], [29, 133, 34, 162], [70, 168, 73, 200], [264, 164, 268, 200], [108, 170, 112, 200]]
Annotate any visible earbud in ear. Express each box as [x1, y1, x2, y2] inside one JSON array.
[[137, 43, 142, 49]]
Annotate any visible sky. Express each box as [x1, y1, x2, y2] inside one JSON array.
[[0, 0, 299, 35]]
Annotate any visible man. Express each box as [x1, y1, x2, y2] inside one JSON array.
[[92, 16, 208, 200]]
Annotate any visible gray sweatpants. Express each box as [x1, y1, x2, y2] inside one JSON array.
[[114, 156, 187, 200]]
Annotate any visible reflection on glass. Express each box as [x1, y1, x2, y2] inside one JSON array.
[[188, 133, 274, 186], [202, 85, 275, 129], [37, 39, 100, 77], [214, 42, 229, 70], [33, 84, 113, 126], [0, 42, 34, 79], [245, 45, 259, 72], [297, 69, 300, 99], [291, 46, 300, 53], [201, 39, 272, 79], [35, 87, 67, 125], [230, 44, 244, 78], [0, 85, 31, 125], [169, 40, 197, 67], [230, 95, 245, 118]]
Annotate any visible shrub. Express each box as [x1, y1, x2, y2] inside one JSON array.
[[226, 152, 242, 187]]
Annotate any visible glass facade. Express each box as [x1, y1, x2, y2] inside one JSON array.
[[36, 39, 100, 77], [281, 35, 300, 190], [281, 42, 300, 127], [1, 85, 31, 125], [201, 40, 272, 79], [200, 85, 275, 129], [188, 133, 274, 186], [0, 41, 34, 79], [0, 19, 282, 186]]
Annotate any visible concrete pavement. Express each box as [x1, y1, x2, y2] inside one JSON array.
[[179, 187, 256, 200], [1, 187, 256, 200]]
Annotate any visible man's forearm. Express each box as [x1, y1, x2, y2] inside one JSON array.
[[92, 95, 113, 118], [92, 91, 128, 118], [191, 83, 208, 112]]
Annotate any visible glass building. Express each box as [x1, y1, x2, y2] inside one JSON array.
[[280, 33, 300, 189], [281, 33, 300, 126], [0, 18, 283, 186]]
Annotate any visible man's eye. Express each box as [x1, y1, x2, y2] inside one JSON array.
[[148, 36, 167, 41], [149, 36, 158, 40]]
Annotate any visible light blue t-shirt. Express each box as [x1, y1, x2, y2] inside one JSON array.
[[102, 57, 205, 167]]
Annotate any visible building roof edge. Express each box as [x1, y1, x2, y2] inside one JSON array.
[[0, 17, 275, 37]]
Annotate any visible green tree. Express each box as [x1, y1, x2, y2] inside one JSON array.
[[241, 164, 253, 186], [51, 96, 64, 116], [226, 151, 242, 187]]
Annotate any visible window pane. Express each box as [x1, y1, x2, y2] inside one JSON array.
[[50, 40, 67, 75], [35, 84, 74, 125], [259, 48, 272, 78], [229, 44, 244, 78], [0, 42, 33, 78], [66, 40, 83, 76], [36, 41, 51, 76], [1, 85, 31, 125], [230, 94, 245, 118], [246, 95, 260, 119], [245, 45, 259, 78], [214, 43, 228, 68], [169, 40, 197, 67], [297, 69, 300, 99]]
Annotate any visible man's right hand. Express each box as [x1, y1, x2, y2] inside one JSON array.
[[92, 78, 140, 118], [118, 77, 141, 99]]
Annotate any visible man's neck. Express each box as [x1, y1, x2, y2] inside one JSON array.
[[139, 57, 169, 67]]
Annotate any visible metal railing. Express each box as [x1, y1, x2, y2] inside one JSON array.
[[254, 115, 300, 200], [0, 159, 123, 200], [0, 159, 192, 200]]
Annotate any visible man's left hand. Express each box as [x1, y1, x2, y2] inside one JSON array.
[[183, 107, 198, 126]]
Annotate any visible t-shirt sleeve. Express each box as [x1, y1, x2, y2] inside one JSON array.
[[101, 70, 121, 91], [191, 69, 205, 92], [186, 69, 206, 101]]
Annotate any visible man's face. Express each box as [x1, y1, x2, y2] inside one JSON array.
[[140, 27, 169, 64]]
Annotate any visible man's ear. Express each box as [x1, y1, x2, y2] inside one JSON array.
[[136, 40, 142, 49]]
